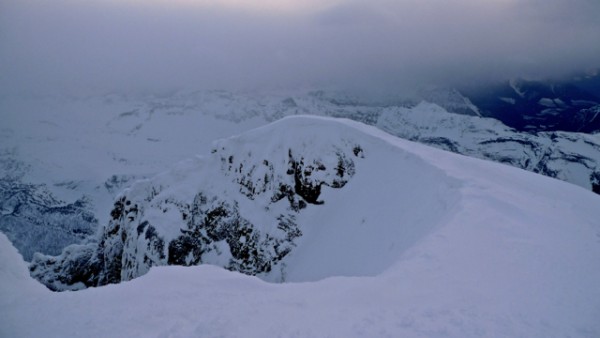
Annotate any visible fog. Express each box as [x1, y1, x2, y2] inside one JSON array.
[[1, 0, 599, 95]]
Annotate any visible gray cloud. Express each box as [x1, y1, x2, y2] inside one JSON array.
[[1, 0, 599, 96]]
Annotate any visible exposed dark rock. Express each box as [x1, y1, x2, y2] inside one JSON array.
[[420, 137, 460, 153], [29, 140, 363, 291], [29, 243, 101, 291], [591, 172, 600, 195]]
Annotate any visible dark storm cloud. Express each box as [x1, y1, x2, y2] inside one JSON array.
[[1, 0, 599, 95]]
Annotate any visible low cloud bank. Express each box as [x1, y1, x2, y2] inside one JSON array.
[[1, 0, 598, 95]]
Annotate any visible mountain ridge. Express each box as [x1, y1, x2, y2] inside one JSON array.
[[3, 115, 600, 337], [30, 116, 461, 290], [1, 90, 599, 265]]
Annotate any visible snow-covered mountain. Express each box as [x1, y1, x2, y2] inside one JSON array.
[[376, 102, 600, 194], [0, 93, 270, 261], [3, 116, 600, 337], [1, 90, 599, 263], [0, 179, 97, 261], [457, 73, 600, 133], [30, 116, 458, 289]]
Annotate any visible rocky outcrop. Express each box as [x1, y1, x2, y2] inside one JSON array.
[[591, 172, 600, 194], [30, 130, 364, 291]]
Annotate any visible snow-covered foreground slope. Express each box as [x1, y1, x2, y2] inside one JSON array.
[[3, 116, 599, 337]]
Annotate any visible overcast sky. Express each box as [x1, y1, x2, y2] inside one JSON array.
[[1, 0, 599, 95]]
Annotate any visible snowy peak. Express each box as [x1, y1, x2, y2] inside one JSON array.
[[35, 117, 419, 289], [212, 117, 364, 206]]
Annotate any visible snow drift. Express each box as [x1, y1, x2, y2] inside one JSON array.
[[2, 116, 600, 337]]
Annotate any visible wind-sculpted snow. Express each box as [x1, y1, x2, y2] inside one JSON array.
[[33, 117, 437, 290]]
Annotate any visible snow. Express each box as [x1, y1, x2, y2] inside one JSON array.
[[540, 108, 560, 116], [0, 233, 46, 302], [277, 123, 460, 281], [509, 79, 525, 98], [0, 94, 269, 226], [499, 96, 516, 105], [2, 116, 600, 337], [462, 96, 482, 116], [538, 98, 556, 108], [88, 116, 464, 284], [588, 105, 600, 123], [2, 91, 598, 224]]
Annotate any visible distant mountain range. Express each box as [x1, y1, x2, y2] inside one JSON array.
[[434, 72, 600, 133]]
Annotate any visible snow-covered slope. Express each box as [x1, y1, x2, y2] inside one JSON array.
[[30, 116, 460, 289], [377, 102, 600, 193], [2, 90, 600, 262], [2, 116, 600, 337]]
